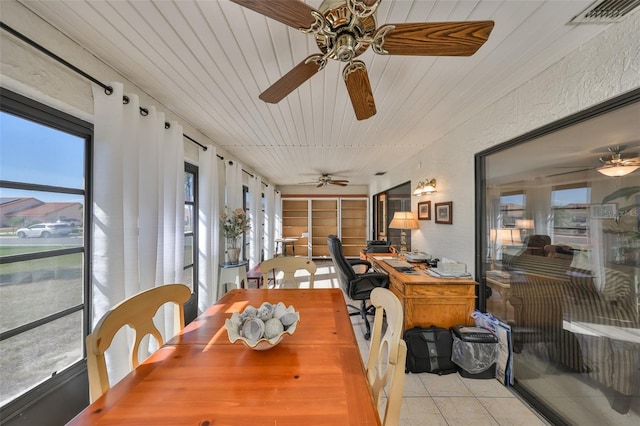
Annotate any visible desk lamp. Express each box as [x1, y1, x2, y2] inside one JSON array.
[[389, 211, 419, 254]]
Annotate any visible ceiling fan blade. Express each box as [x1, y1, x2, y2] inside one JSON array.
[[373, 21, 494, 56], [329, 181, 349, 186], [259, 55, 325, 103], [342, 61, 376, 121], [316, 182, 324, 188], [229, 0, 321, 31], [330, 179, 350, 184]]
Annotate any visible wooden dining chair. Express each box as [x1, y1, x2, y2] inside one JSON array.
[[366, 287, 407, 426], [86, 284, 191, 402], [260, 257, 317, 289]]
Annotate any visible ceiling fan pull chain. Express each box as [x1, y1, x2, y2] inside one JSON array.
[[371, 25, 395, 55], [299, 11, 327, 36]]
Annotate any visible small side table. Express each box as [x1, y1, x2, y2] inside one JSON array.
[[275, 238, 298, 256], [218, 261, 248, 300]]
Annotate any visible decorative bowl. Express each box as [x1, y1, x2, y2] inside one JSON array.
[[225, 302, 300, 351]]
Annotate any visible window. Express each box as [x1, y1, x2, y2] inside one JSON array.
[[499, 192, 525, 229], [183, 163, 198, 292], [551, 184, 590, 245], [242, 185, 249, 261], [0, 90, 91, 407]]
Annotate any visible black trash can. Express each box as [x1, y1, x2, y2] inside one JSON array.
[[451, 325, 499, 379]]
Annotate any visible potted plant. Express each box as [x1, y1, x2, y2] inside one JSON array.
[[220, 208, 251, 264]]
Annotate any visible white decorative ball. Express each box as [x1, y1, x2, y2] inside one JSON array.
[[264, 318, 285, 339]]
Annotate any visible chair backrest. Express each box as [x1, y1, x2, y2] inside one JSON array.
[[524, 234, 551, 255], [86, 284, 191, 402], [260, 257, 317, 288], [327, 235, 356, 292], [366, 287, 407, 426]]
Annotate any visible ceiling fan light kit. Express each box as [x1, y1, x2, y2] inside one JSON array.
[[597, 164, 640, 177], [231, 0, 494, 120]]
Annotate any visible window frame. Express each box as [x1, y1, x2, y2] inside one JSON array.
[[183, 162, 198, 295], [0, 88, 92, 415]]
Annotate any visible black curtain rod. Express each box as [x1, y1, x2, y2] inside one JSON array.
[[1, 21, 112, 95], [242, 168, 269, 187], [1, 21, 210, 153]]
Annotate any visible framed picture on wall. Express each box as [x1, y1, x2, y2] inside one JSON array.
[[417, 201, 431, 220], [435, 202, 452, 224]]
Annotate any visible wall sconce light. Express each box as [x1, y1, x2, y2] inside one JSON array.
[[413, 178, 437, 196]]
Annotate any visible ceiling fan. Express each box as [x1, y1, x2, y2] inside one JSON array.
[[597, 145, 640, 177], [300, 174, 350, 187], [546, 145, 640, 178], [230, 0, 494, 120]]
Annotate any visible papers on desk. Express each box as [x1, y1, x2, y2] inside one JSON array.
[[426, 268, 472, 279]]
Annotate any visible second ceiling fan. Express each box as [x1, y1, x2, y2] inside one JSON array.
[[230, 0, 494, 120]]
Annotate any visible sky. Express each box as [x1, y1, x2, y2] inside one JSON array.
[[0, 111, 85, 202], [501, 187, 590, 208]]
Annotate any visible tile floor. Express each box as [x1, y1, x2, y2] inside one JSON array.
[[350, 312, 550, 426], [308, 260, 552, 426]]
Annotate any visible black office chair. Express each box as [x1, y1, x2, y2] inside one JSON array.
[[327, 235, 389, 340]]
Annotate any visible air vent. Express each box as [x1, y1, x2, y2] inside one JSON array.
[[570, 0, 640, 23]]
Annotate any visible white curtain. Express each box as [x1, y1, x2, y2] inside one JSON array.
[[264, 185, 276, 259], [92, 82, 184, 384], [248, 174, 262, 267], [198, 146, 222, 312]]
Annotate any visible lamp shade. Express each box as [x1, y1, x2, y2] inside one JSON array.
[[495, 228, 521, 244], [515, 219, 534, 229], [389, 211, 419, 230]]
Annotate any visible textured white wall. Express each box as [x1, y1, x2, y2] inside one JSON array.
[[376, 11, 640, 273]]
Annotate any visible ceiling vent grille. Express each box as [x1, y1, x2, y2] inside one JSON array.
[[570, 0, 640, 23]]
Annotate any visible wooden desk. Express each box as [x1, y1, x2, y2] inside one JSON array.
[[69, 289, 380, 425], [364, 254, 477, 330]]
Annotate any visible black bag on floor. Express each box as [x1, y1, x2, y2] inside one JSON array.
[[404, 326, 457, 375]]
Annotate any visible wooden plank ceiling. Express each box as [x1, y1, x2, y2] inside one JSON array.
[[19, 0, 613, 187]]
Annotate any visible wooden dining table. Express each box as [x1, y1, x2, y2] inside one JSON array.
[[68, 288, 381, 425]]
